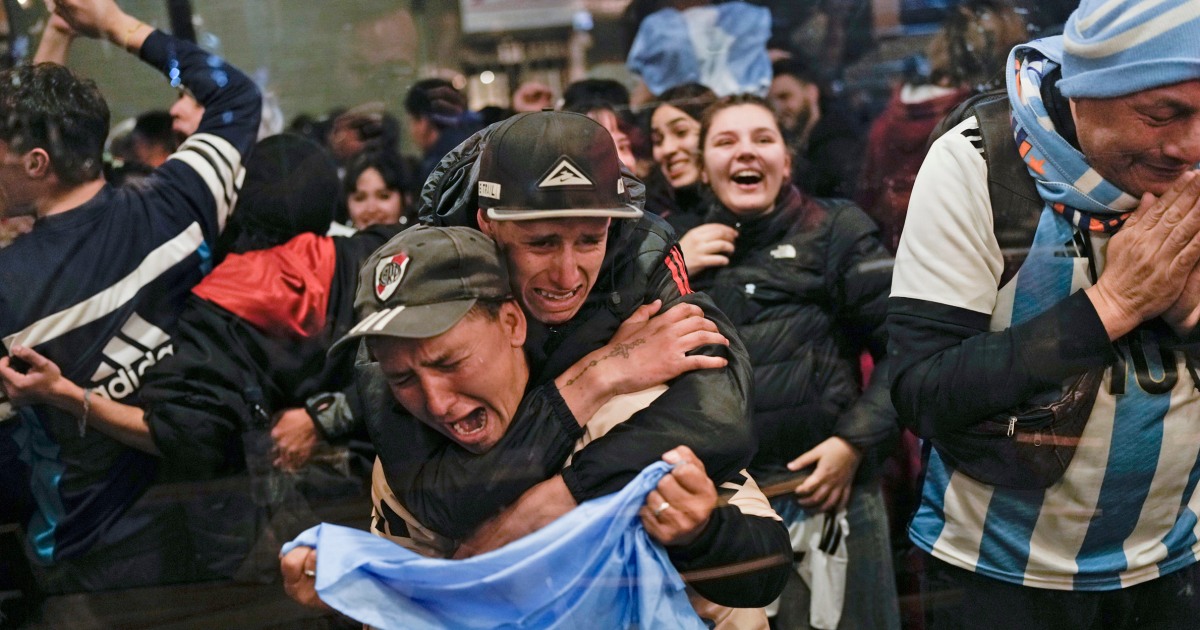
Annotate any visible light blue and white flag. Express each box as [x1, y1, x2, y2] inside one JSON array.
[[282, 461, 705, 630], [627, 1, 772, 97]]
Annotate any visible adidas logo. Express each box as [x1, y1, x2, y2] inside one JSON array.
[[538, 157, 593, 188], [348, 305, 406, 336], [90, 313, 174, 401]]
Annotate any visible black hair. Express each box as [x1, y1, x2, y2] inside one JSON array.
[[343, 151, 410, 199], [334, 104, 402, 155], [477, 105, 514, 127], [562, 79, 630, 112], [468, 298, 513, 322], [651, 83, 717, 124], [771, 57, 824, 90], [404, 79, 466, 129], [562, 98, 615, 118], [562, 100, 649, 167], [215, 134, 339, 262], [131, 110, 179, 155], [0, 63, 109, 186], [288, 111, 337, 149]]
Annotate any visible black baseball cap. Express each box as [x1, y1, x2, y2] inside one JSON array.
[[477, 111, 643, 221], [331, 226, 511, 351]]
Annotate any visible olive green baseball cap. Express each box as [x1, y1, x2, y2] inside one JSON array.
[[331, 226, 511, 351]]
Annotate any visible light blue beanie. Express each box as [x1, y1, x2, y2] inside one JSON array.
[[1060, 0, 1200, 99]]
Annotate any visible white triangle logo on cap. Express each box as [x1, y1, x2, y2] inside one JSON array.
[[375, 253, 410, 302], [538, 157, 593, 188]]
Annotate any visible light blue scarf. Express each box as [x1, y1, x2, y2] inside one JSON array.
[[281, 462, 705, 630], [1004, 38, 1140, 325]]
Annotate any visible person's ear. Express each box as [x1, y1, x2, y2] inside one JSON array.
[[476, 208, 495, 236], [500, 300, 526, 348], [24, 148, 51, 179], [803, 82, 821, 108]]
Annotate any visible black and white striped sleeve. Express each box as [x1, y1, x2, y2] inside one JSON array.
[[139, 30, 260, 234]]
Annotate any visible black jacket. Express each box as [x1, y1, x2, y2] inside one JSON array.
[[693, 185, 899, 483], [142, 226, 399, 478], [643, 169, 711, 238], [355, 122, 789, 607], [790, 106, 864, 199]]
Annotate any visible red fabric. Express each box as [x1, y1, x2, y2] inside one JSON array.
[[856, 85, 972, 254], [859, 351, 875, 388], [192, 232, 337, 341], [664, 246, 692, 295]]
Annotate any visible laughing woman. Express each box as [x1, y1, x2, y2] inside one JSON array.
[[691, 94, 900, 630], [647, 84, 733, 277], [342, 152, 414, 230]]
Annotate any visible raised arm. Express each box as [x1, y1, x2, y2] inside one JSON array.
[[54, 0, 260, 238], [53, 0, 150, 53], [71, 1, 263, 154], [33, 7, 75, 65]]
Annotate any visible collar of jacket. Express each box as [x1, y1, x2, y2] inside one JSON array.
[[706, 183, 811, 255]]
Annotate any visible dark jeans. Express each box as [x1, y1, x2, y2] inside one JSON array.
[[921, 551, 1200, 630]]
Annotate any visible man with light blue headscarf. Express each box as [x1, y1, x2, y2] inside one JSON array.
[[889, 1, 1200, 628]]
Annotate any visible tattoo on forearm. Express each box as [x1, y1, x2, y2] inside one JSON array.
[[565, 338, 647, 386]]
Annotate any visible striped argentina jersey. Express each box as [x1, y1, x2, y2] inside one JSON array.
[[892, 117, 1200, 590], [0, 29, 259, 563]]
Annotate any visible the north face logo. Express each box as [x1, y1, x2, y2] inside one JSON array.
[[375, 253, 410, 302], [90, 313, 174, 401], [538, 157, 593, 188]]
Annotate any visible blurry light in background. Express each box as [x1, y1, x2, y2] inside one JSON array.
[[572, 11, 593, 32], [480, 70, 495, 85]]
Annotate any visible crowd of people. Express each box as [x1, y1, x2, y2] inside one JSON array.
[[2, 0, 1200, 628]]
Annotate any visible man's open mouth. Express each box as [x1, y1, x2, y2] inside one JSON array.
[[534, 287, 579, 302], [449, 409, 487, 437]]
